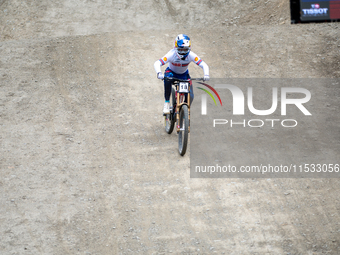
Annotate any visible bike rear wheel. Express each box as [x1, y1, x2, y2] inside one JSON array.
[[178, 104, 189, 156], [165, 87, 176, 134]]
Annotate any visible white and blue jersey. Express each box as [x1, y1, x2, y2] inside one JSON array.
[[154, 49, 209, 76], [154, 48, 209, 103]]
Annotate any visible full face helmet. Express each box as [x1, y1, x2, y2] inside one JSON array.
[[174, 34, 191, 60]]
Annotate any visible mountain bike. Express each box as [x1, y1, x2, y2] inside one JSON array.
[[163, 77, 203, 156]]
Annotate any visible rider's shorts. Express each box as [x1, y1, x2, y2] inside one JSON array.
[[164, 67, 194, 104]]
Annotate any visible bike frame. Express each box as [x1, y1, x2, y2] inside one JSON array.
[[175, 81, 191, 133], [164, 77, 203, 133], [163, 77, 204, 156]]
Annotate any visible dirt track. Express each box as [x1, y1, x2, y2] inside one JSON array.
[[1, 0, 340, 254]]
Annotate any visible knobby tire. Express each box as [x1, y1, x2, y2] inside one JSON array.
[[178, 104, 189, 156], [165, 87, 176, 134]]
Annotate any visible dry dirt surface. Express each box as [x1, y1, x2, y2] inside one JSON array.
[[1, 0, 340, 254]]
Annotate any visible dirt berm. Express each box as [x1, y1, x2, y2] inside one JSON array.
[[0, 0, 339, 254]]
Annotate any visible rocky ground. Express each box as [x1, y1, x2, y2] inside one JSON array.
[[0, 0, 339, 254]]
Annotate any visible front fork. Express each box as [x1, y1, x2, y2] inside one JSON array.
[[176, 91, 190, 133]]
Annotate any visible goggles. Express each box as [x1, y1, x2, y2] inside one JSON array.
[[177, 47, 190, 55]]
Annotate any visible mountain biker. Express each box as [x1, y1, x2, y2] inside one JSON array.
[[154, 34, 210, 114]]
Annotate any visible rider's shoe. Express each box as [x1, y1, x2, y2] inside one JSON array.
[[163, 102, 170, 114]]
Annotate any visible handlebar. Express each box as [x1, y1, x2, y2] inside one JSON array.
[[162, 77, 204, 82]]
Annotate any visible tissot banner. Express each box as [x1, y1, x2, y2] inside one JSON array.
[[300, 0, 340, 21], [300, 1, 330, 21]]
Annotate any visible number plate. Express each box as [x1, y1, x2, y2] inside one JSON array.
[[179, 82, 190, 93]]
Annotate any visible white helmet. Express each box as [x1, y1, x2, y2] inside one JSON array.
[[174, 34, 191, 59]]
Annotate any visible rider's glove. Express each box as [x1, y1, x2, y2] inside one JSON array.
[[203, 75, 210, 81], [157, 72, 164, 80]]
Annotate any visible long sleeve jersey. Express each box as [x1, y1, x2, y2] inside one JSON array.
[[154, 49, 209, 76]]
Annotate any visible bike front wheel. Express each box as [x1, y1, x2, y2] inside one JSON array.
[[178, 104, 189, 156], [165, 87, 176, 134]]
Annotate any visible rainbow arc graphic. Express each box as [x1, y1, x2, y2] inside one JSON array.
[[197, 82, 222, 115], [197, 83, 222, 115], [197, 82, 222, 106]]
